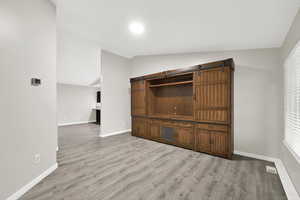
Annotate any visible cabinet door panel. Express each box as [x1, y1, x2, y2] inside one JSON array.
[[195, 128, 211, 153], [194, 67, 230, 123], [176, 126, 194, 149], [210, 131, 228, 156], [149, 120, 161, 139], [132, 118, 138, 136], [131, 80, 146, 116], [132, 118, 147, 138]]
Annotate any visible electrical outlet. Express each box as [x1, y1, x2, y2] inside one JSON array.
[[266, 166, 277, 174], [34, 154, 41, 164]]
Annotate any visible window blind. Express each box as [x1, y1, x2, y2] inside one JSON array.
[[284, 40, 300, 157]]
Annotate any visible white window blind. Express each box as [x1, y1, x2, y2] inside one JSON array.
[[284, 40, 300, 158]]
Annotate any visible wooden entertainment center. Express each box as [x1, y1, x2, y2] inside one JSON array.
[[130, 59, 234, 159]]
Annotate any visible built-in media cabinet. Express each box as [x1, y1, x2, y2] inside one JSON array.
[[130, 59, 234, 159]]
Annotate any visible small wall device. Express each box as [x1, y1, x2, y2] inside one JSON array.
[[31, 78, 41, 86]]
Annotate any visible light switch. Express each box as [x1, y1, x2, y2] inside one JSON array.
[[31, 78, 41, 86]]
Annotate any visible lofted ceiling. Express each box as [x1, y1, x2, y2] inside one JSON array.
[[58, 0, 300, 58]]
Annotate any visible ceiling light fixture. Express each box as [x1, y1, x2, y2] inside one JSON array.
[[129, 21, 145, 35]]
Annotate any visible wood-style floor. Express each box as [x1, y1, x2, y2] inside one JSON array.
[[21, 124, 287, 200]]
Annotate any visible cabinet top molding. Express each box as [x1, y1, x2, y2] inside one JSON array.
[[130, 58, 234, 82]]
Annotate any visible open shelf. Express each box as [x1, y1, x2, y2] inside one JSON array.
[[149, 80, 193, 88], [148, 73, 194, 119], [148, 73, 193, 86]]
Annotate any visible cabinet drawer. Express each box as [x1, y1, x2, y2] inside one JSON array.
[[195, 124, 228, 132], [175, 121, 194, 128]]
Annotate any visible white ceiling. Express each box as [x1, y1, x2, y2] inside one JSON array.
[[58, 0, 300, 58]]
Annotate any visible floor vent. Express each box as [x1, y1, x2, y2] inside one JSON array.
[[266, 166, 277, 174]]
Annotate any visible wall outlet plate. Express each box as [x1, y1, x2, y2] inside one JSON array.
[[34, 154, 41, 164], [266, 165, 277, 174]]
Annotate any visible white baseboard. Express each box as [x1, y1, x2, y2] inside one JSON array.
[[234, 150, 299, 200], [58, 120, 96, 127], [283, 140, 300, 165], [6, 163, 58, 200], [100, 129, 131, 138], [234, 150, 277, 162], [274, 159, 300, 200]]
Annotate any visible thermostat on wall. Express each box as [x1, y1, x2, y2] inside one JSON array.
[[31, 78, 41, 86]]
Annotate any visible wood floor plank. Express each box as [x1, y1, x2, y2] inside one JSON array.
[[21, 124, 287, 200]]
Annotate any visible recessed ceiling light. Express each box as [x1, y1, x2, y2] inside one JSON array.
[[129, 21, 145, 35]]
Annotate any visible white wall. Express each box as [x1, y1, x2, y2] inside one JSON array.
[[0, 0, 57, 199], [130, 48, 283, 158], [57, 84, 99, 125], [101, 50, 131, 136], [280, 9, 300, 195], [57, 31, 101, 86], [57, 24, 101, 127]]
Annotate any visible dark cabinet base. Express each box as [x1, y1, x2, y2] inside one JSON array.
[[132, 117, 232, 159]]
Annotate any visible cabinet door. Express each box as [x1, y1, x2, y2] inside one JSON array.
[[210, 131, 228, 156], [132, 118, 147, 138], [131, 80, 146, 116], [176, 125, 194, 149], [149, 120, 161, 139], [194, 67, 231, 123], [132, 118, 138, 136], [195, 128, 211, 153]]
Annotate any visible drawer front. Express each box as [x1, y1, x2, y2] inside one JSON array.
[[176, 121, 194, 128], [195, 124, 228, 132], [159, 120, 194, 127]]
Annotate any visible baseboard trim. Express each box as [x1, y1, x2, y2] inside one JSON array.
[[283, 140, 300, 165], [234, 150, 277, 162], [100, 129, 131, 138], [274, 159, 300, 200], [6, 163, 58, 200], [58, 120, 96, 127], [234, 150, 299, 200]]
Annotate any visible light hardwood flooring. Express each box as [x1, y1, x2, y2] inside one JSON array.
[[21, 123, 287, 200]]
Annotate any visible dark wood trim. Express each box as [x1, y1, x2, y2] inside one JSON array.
[[131, 114, 230, 125], [130, 58, 234, 82], [149, 80, 193, 88]]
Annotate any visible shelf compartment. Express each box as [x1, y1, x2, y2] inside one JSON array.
[[148, 83, 193, 118], [149, 80, 193, 88], [148, 73, 193, 86]]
